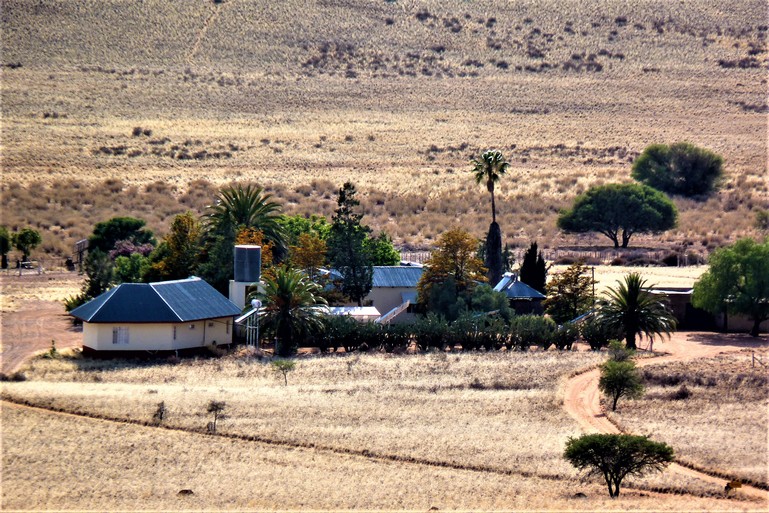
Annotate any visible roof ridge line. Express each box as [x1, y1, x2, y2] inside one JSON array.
[[150, 282, 185, 322]]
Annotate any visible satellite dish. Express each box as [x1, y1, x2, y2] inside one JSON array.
[[251, 299, 262, 309]]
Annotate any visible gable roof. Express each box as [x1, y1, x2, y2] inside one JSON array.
[[493, 273, 546, 300], [69, 277, 241, 323], [372, 266, 423, 288]]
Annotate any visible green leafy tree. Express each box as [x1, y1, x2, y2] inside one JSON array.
[[519, 241, 547, 293], [557, 183, 678, 248], [0, 226, 11, 269], [632, 142, 723, 197], [471, 150, 509, 285], [417, 227, 487, 307], [271, 359, 297, 386], [599, 359, 644, 411], [278, 214, 331, 246], [598, 273, 677, 350], [82, 249, 114, 299], [564, 434, 674, 498], [89, 217, 155, 253], [12, 228, 42, 261], [253, 266, 328, 357], [149, 212, 202, 281], [113, 253, 150, 283], [692, 238, 769, 337], [544, 262, 596, 324], [327, 182, 373, 306], [367, 232, 400, 266], [755, 210, 769, 232]]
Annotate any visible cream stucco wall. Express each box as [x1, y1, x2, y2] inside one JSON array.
[[365, 287, 417, 324], [82, 317, 234, 351]]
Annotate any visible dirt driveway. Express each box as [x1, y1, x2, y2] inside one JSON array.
[[1, 273, 83, 375], [562, 331, 769, 500]]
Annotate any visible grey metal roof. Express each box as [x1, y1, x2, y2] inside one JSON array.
[[493, 273, 546, 300], [372, 266, 423, 288], [69, 277, 242, 323]]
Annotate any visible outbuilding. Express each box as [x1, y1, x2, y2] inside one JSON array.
[[70, 277, 242, 353], [493, 272, 546, 315]]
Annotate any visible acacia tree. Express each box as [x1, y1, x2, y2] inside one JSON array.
[[599, 359, 644, 411], [472, 150, 509, 286], [544, 262, 596, 324], [692, 238, 769, 337], [327, 182, 373, 306], [557, 183, 677, 248], [89, 217, 155, 253], [417, 227, 487, 308], [598, 273, 677, 350], [632, 142, 723, 197], [564, 434, 674, 498]]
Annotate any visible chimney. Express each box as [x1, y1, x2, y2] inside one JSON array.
[[229, 245, 262, 308]]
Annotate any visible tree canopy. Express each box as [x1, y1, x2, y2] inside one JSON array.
[[89, 217, 155, 254], [417, 227, 487, 307], [557, 183, 678, 248], [632, 142, 723, 197], [564, 434, 674, 498], [692, 237, 769, 337], [544, 262, 595, 324], [13, 228, 43, 261], [0, 226, 12, 269], [471, 149, 509, 224]]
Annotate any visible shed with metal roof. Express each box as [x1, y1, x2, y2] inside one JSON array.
[[493, 272, 546, 315]]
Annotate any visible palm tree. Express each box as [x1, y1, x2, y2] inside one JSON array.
[[252, 266, 328, 356], [471, 150, 509, 224], [598, 273, 677, 350], [206, 184, 286, 255]]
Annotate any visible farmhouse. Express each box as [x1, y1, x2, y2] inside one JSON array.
[[70, 277, 242, 353], [366, 265, 423, 324], [493, 272, 546, 315]]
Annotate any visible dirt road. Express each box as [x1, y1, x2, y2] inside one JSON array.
[[562, 331, 769, 501], [1, 300, 82, 375]]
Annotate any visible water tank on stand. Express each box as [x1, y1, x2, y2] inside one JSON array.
[[234, 245, 261, 283]]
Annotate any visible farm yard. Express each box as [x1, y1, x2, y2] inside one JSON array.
[[2, 0, 769, 510]]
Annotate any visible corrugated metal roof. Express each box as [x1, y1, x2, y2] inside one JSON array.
[[372, 266, 423, 288], [70, 277, 242, 323], [493, 273, 546, 300]]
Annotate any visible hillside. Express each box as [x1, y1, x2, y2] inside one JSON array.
[[1, 0, 767, 256]]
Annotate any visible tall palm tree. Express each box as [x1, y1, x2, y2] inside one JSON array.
[[252, 266, 328, 356], [206, 184, 286, 254], [471, 150, 509, 224], [598, 273, 677, 350]]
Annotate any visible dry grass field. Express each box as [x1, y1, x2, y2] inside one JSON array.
[[607, 349, 769, 488], [2, 0, 767, 256], [2, 349, 765, 510]]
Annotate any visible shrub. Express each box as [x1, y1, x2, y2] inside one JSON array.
[[580, 317, 618, 350], [552, 323, 579, 350], [599, 360, 644, 411], [413, 313, 450, 351], [509, 315, 555, 350]]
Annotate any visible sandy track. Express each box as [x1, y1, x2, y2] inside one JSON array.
[[0, 300, 82, 375], [562, 331, 769, 501]]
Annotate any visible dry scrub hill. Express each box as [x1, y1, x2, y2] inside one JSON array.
[[1, 0, 767, 255]]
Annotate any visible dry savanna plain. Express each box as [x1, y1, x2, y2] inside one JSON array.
[[2, 0, 769, 511], [1, 0, 768, 257]]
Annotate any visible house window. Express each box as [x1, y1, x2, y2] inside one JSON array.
[[226, 321, 229, 334], [112, 327, 129, 345], [173, 326, 177, 340]]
